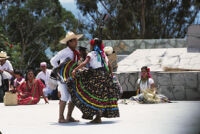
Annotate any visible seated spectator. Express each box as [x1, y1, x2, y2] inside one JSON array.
[[17, 69, 48, 105], [129, 66, 170, 103], [136, 66, 155, 94], [36, 62, 53, 98], [13, 70, 25, 89]]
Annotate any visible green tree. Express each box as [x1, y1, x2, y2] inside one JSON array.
[[1, 0, 85, 70], [0, 25, 21, 68], [76, 0, 200, 39]]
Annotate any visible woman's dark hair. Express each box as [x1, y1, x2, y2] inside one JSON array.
[[141, 66, 148, 72], [14, 69, 23, 76], [92, 38, 102, 51], [25, 69, 35, 81], [141, 66, 151, 79]]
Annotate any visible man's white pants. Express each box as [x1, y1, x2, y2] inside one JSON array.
[[57, 81, 71, 102], [43, 86, 53, 97]]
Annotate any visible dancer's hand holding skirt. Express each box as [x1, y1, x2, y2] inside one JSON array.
[[58, 59, 120, 120]]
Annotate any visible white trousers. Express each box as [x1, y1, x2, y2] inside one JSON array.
[[43, 86, 53, 97], [0, 74, 2, 86], [57, 81, 71, 102]]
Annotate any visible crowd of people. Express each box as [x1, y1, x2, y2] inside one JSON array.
[[0, 31, 170, 124], [0, 50, 60, 103]]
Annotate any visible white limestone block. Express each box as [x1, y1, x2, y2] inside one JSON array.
[[117, 48, 200, 72]]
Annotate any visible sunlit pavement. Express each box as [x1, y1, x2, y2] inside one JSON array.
[[0, 100, 200, 134]]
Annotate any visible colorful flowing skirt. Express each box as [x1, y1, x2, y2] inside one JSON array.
[[58, 59, 120, 120]]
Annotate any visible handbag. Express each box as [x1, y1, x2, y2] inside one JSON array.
[[4, 92, 18, 106]]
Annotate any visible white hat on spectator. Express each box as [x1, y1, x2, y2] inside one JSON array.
[[104, 46, 113, 55], [40, 62, 47, 67]]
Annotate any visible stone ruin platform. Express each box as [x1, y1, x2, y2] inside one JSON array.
[[116, 48, 200, 100], [117, 48, 200, 72]]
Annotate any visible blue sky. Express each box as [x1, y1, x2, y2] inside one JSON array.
[[45, 0, 82, 59], [59, 0, 200, 23], [59, 0, 80, 17]]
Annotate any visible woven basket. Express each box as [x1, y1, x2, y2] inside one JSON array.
[[4, 92, 18, 106]]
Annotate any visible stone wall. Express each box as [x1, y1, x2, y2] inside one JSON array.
[[187, 24, 200, 52], [79, 38, 186, 55], [116, 71, 200, 100]]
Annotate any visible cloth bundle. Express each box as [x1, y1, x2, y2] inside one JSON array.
[[142, 88, 161, 103], [4, 92, 18, 106]]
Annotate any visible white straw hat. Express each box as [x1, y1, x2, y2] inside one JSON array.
[[59, 31, 83, 44], [0, 51, 9, 59]]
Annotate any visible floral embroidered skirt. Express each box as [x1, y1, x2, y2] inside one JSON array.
[[67, 67, 120, 120]]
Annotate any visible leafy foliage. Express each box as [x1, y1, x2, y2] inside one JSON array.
[[0, 0, 85, 70], [75, 0, 200, 39]]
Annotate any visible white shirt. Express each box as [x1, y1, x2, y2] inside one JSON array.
[[0, 60, 13, 71], [36, 69, 52, 85], [0, 60, 13, 79], [87, 51, 109, 69], [137, 78, 154, 92], [50, 47, 77, 68]]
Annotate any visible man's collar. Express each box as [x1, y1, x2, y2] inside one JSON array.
[[67, 46, 76, 51]]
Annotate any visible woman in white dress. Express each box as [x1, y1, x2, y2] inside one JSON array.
[[136, 66, 155, 94], [131, 66, 170, 103]]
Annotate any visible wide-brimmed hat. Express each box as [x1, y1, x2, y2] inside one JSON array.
[[60, 31, 83, 44], [0, 51, 9, 59]]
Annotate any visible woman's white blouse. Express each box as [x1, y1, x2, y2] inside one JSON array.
[[137, 78, 154, 92], [87, 51, 108, 69]]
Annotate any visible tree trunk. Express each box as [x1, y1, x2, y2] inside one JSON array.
[[19, 25, 25, 70], [141, 0, 145, 39], [20, 42, 26, 70]]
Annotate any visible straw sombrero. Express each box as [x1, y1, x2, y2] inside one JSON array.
[[60, 31, 83, 44], [0, 51, 9, 59]]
